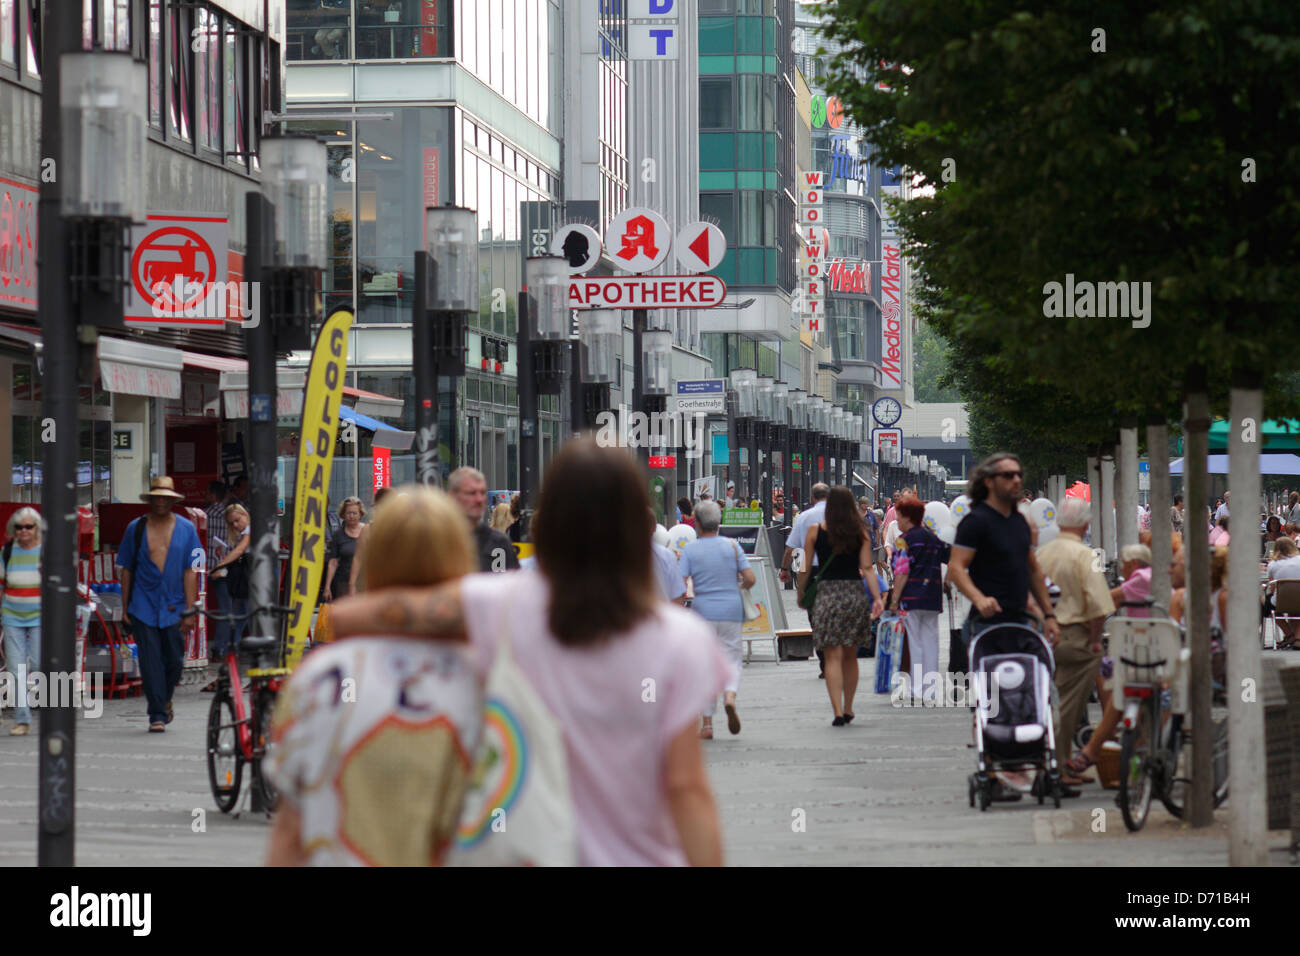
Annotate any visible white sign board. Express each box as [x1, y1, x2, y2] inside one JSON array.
[[872, 427, 903, 464], [125, 212, 231, 328], [798, 173, 825, 333], [605, 206, 671, 273], [671, 378, 726, 414], [551, 223, 603, 274], [675, 221, 726, 273], [568, 275, 727, 309]]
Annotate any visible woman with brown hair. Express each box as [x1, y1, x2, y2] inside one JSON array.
[[326, 440, 725, 866], [266, 486, 481, 866], [799, 486, 883, 726]]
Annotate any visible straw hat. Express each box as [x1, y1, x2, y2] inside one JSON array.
[[141, 476, 185, 500]]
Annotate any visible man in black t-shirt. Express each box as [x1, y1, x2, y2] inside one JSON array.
[[948, 453, 1059, 647], [448, 466, 520, 572]]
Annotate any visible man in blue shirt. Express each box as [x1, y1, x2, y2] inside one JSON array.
[[117, 477, 203, 733]]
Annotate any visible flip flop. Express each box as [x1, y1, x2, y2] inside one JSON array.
[[148, 723, 166, 733], [725, 702, 741, 735], [698, 724, 713, 740]]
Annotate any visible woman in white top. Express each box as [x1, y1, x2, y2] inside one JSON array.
[[1265, 536, 1300, 647], [328, 440, 726, 866]]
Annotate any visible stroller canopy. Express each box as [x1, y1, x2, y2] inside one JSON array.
[[970, 622, 1055, 675]]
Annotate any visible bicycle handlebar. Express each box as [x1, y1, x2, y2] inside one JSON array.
[[181, 604, 293, 623]]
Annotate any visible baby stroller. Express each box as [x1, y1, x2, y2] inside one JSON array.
[[967, 621, 1064, 810]]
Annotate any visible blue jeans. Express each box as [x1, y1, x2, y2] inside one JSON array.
[[4, 623, 40, 724], [230, 597, 249, 647], [133, 618, 184, 725]]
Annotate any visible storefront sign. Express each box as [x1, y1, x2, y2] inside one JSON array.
[[827, 259, 871, 294], [872, 427, 903, 464], [126, 212, 232, 328], [628, 0, 678, 60], [0, 177, 38, 313], [567, 274, 726, 309], [372, 447, 391, 492], [648, 455, 677, 468], [286, 308, 355, 669], [798, 172, 824, 332], [880, 243, 903, 388], [723, 508, 763, 526]]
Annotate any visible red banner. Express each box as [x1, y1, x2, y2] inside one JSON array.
[[372, 447, 391, 493]]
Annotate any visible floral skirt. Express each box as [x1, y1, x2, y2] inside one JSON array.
[[810, 579, 872, 649]]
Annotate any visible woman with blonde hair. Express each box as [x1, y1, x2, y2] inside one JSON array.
[[208, 503, 251, 658], [266, 485, 481, 866], [0, 508, 42, 734], [489, 501, 513, 534], [323, 496, 365, 601]]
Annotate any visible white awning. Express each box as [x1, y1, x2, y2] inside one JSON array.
[[219, 369, 307, 419], [98, 337, 183, 399]]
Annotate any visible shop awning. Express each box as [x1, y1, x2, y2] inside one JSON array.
[[182, 351, 247, 375], [339, 404, 414, 451], [98, 337, 183, 399], [1170, 454, 1300, 476], [345, 385, 404, 420]]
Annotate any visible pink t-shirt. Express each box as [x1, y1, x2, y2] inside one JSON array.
[[460, 571, 727, 866]]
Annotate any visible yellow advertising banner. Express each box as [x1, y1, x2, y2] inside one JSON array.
[[285, 308, 353, 668]]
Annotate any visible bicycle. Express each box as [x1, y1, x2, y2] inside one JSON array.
[[184, 606, 292, 815], [1107, 604, 1229, 831]]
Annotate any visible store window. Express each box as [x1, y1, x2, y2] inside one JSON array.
[[699, 17, 733, 54], [166, 2, 191, 141], [700, 77, 733, 129], [11, 364, 111, 506], [2, 0, 16, 66]]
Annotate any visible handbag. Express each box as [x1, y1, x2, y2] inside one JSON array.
[[798, 553, 833, 611], [451, 633, 577, 866], [733, 541, 761, 621], [226, 553, 250, 599]]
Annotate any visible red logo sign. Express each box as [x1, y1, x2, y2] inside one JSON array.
[[615, 215, 660, 262], [827, 260, 870, 294], [0, 177, 38, 312], [648, 456, 677, 469], [372, 447, 391, 493], [131, 225, 218, 311]]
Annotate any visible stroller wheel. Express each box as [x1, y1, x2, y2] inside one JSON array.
[[1036, 772, 1045, 805], [979, 780, 993, 812], [968, 777, 976, 808]]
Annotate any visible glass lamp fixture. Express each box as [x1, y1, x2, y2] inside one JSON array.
[[425, 206, 479, 311], [60, 52, 146, 221], [730, 368, 757, 418], [643, 330, 672, 396], [788, 388, 807, 429], [261, 135, 329, 269], [772, 382, 789, 425], [756, 376, 775, 422], [525, 255, 570, 340], [579, 309, 619, 384]]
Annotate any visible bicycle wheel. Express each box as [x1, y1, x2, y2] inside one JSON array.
[[1163, 716, 1229, 815], [207, 688, 243, 814], [249, 687, 279, 811], [1118, 701, 1155, 831]]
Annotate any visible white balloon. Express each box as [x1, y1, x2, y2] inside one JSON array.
[[937, 523, 956, 545], [950, 494, 972, 522], [1036, 524, 1060, 547], [666, 523, 697, 557], [1030, 497, 1056, 530], [923, 500, 951, 533], [653, 523, 670, 548]]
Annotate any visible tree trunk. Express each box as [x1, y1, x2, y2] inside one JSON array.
[[1147, 421, 1172, 609], [1117, 426, 1139, 552], [1227, 383, 1267, 862], [1088, 454, 1101, 547], [1183, 386, 1213, 828], [1100, 442, 1117, 563]]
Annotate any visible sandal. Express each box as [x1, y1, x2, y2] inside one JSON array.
[[843, 712, 855, 724], [724, 702, 741, 735], [699, 723, 713, 740], [148, 722, 166, 733], [1065, 752, 1096, 775]]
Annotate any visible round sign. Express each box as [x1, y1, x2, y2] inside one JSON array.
[[551, 223, 603, 275], [604, 206, 670, 273], [872, 396, 902, 426], [131, 226, 218, 312], [674, 222, 726, 273]]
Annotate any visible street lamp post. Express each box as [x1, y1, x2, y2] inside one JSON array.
[[730, 369, 757, 505], [39, 18, 147, 863], [519, 255, 569, 528], [756, 377, 774, 523], [416, 206, 477, 486], [578, 308, 618, 429], [772, 382, 789, 526], [787, 388, 806, 514]]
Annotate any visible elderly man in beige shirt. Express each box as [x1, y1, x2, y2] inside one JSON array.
[[1035, 496, 1115, 775]]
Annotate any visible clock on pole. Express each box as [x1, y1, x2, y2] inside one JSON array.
[[872, 397, 902, 426]]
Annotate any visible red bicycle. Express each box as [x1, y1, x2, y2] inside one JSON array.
[[186, 606, 291, 814]]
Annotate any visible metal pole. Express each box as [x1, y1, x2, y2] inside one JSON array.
[[37, 5, 80, 866], [518, 290, 539, 519], [1147, 422, 1172, 606], [244, 194, 280, 650], [782, 425, 793, 526], [570, 339, 583, 437], [726, 390, 740, 504], [413, 251, 438, 486], [760, 422, 771, 524], [632, 309, 647, 464], [1183, 381, 1213, 827]]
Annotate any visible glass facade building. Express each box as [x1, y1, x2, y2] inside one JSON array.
[[285, 0, 572, 494]]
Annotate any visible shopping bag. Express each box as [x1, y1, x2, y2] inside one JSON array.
[[874, 616, 903, 694], [450, 635, 577, 866], [313, 603, 335, 644], [947, 594, 968, 677]]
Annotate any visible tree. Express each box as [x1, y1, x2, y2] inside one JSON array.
[[912, 319, 961, 403]]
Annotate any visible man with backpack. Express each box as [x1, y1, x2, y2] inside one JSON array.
[[117, 477, 202, 733]]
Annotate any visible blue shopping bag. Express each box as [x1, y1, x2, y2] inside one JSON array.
[[874, 615, 902, 694]]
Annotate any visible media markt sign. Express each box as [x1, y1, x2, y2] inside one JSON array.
[[723, 508, 763, 526]]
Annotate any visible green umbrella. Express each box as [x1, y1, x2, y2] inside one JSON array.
[[1204, 418, 1300, 452]]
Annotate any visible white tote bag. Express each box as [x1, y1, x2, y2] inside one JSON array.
[[450, 633, 578, 866], [734, 540, 761, 621]]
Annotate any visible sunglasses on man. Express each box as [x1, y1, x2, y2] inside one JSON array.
[[993, 470, 1023, 480]]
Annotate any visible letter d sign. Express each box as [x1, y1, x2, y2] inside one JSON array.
[[649, 0, 674, 12]]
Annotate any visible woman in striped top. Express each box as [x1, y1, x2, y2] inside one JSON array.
[[0, 507, 42, 735]]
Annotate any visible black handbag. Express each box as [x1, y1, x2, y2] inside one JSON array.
[[226, 553, 250, 599]]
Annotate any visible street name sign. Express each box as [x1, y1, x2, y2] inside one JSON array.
[[671, 378, 726, 414]]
